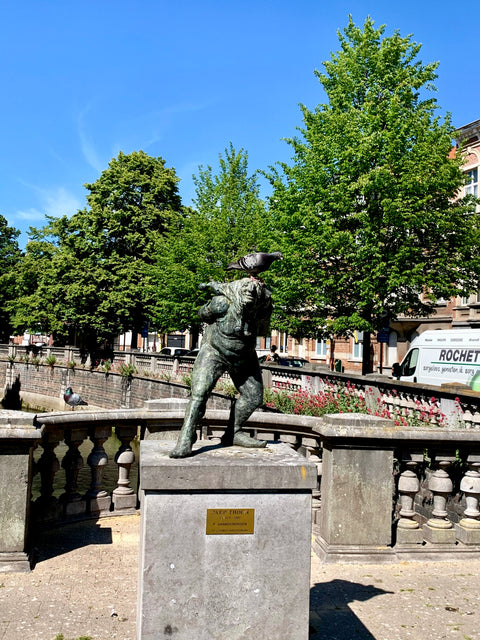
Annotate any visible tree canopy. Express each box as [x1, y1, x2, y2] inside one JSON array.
[[149, 144, 272, 337], [0, 215, 21, 341], [10, 151, 183, 347], [268, 16, 480, 371]]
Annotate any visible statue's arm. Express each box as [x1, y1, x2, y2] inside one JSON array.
[[199, 295, 228, 323], [199, 281, 227, 295]]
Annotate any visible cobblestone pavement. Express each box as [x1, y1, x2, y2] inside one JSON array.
[[0, 515, 479, 640]]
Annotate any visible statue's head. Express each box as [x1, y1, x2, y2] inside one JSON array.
[[228, 277, 271, 315]]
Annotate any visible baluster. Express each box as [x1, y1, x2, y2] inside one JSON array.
[[112, 426, 137, 513], [396, 450, 424, 544], [60, 427, 88, 517], [455, 452, 480, 544], [33, 428, 64, 522], [86, 425, 111, 516], [305, 442, 322, 527], [423, 451, 456, 544]]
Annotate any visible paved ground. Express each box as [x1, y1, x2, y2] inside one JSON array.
[[0, 515, 479, 640]]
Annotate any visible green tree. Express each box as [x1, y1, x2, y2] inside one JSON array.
[[150, 145, 272, 340], [269, 16, 480, 373], [11, 151, 182, 348], [8, 228, 60, 339], [0, 216, 21, 341]]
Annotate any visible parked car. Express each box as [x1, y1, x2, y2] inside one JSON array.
[[158, 347, 190, 357], [258, 355, 309, 367], [186, 349, 200, 358]]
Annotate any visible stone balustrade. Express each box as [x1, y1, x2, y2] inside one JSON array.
[[32, 410, 140, 525], [3, 343, 480, 428], [2, 344, 480, 570], [314, 413, 480, 562], [2, 399, 480, 571]]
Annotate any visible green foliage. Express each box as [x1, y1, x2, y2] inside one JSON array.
[[215, 379, 238, 398], [99, 358, 112, 373], [180, 371, 192, 389], [10, 151, 182, 347], [52, 635, 92, 640], [0, 215, 22, 341], [45, 354, 56, 367], [118, 362, 137, 378], [149, 145, 273, 333], [268, 17, 480, 349], [7, 229, 63, 338]]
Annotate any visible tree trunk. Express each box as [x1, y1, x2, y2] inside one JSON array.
[[362, 331, 372, 375], [130, 330, 138, 350], [190, 324, 200, 350]]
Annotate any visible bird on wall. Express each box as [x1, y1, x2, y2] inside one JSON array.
[[63, 387, 88, 410], [226, 252, 283, 279]]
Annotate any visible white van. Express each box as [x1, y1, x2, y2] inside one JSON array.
[[392, 329, 480, 387]]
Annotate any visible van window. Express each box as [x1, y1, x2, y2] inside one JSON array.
[[401, 348, 419, 377]]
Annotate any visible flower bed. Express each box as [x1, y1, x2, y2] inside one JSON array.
[[264, 380, 452, 428]]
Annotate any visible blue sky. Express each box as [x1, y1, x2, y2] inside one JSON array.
[[1, 1, 477, 247]]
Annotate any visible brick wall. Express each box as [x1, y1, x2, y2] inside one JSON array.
[[0, 361, 230, 412]]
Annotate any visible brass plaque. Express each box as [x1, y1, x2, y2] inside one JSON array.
[[206, 508, 255, 535]]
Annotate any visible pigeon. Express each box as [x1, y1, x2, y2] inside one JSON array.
[[226, 252, 283, 278], [63, 387, 88, 410]]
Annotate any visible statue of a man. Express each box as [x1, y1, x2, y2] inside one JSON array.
[[170, 277, 273, 458]]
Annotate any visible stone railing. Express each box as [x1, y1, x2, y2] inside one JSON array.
[[314, 413, 480, 563], [3, 344, 480, 428], [3, 398, 480, 571], [262, 364, 480, 430]]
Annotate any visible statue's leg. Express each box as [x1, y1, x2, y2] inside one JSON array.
[[170, 348, 224, 458], [230, 366, 266, 448]]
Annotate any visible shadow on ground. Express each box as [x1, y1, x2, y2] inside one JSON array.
[[309, 579, 393, 639], [31, 519, 113, 565]]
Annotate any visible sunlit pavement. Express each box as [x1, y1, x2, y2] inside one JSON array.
[[0, 514, 479, 640]]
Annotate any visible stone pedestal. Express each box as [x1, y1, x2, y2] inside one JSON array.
[[396, 526, 424, 545], [455, 522, 480, 545], [313, 414, 395, 563], [422, 523, 456, 544], [0, 411, 41, 572], [137, 440, 317, 640]]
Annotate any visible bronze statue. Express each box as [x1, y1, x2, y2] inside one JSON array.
[[169, 277, 273, 458]]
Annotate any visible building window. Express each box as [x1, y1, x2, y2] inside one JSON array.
[[352, 339, 363, 360], [465, 167, 478, 198], [316, 339, 328, 357], [265, 336, 271, 349]]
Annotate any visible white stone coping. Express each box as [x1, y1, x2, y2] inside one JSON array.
[[318, 413, 480, 443], [0, 410, 42, 440], [22, 407, 480, 445]]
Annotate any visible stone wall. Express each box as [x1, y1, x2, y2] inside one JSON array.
[[0, 358, 233, 413]]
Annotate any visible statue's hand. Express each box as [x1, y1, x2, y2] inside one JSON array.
[[209, 296, 228, 315], [199, 282, 209, 291], [199, 295, 228, 322]]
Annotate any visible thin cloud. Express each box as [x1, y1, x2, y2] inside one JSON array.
[[77, 101, 105, 173], [12, 185, 82, 228], [43, 186, 82, 217], [113, 101, 212, 155], [16, 208, 45, 222]]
